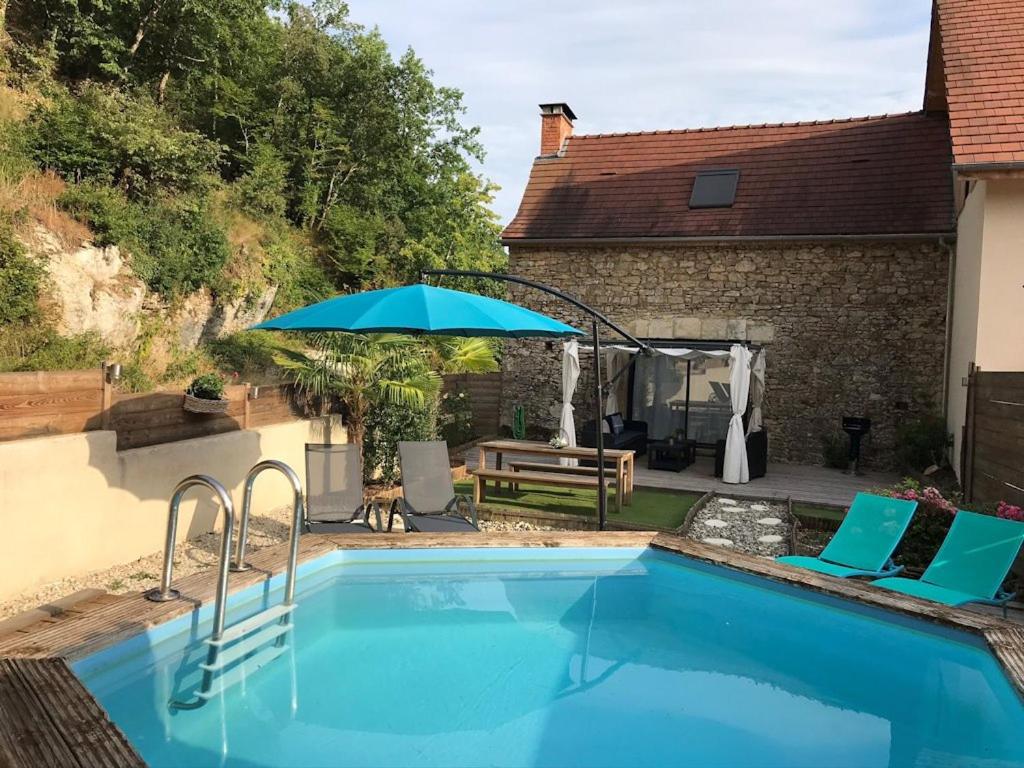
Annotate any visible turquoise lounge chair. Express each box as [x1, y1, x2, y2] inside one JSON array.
[[873, 510, 1024, 613], [776, 493, 918, 578]]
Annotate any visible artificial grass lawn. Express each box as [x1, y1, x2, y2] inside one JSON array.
[[454, 480, 701, 530]]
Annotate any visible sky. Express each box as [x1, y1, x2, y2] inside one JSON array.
[[345, 0, 934, 226]]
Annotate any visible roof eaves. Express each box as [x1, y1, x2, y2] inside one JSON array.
[[501, 232, 956, 247]]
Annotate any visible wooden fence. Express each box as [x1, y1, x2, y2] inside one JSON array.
[[964, 371, 1024, 507], [442, 372, 502, 437], [0, 367, 302, 451]]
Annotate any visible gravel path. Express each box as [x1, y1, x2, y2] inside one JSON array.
[[689, 496, 793, 558], [0, 508, 558, 621]]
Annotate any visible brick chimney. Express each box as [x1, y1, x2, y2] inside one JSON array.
[[539, 103, 576, 156]]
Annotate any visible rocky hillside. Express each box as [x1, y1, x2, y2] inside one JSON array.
[[0, 1, 506, 389], [29, 221, 276, 367]]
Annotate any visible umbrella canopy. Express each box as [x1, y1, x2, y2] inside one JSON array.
[[252, 283, 582, 338]]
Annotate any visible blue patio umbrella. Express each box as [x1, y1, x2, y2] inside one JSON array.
[[252, 283, 582, 338]]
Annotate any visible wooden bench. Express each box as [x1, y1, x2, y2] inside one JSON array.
[[472, 468, 621, 513], [507, 460, 604, 478]]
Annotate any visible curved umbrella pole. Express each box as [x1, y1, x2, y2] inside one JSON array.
[[422, 269, 652, 531]]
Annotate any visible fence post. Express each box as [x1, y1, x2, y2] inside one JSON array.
[[100, 363, 113, 431], [243, 383, 252, 429], [963, 363, 978, 502]]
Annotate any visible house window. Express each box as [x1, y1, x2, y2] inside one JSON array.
[[689, 170, 740, 208]]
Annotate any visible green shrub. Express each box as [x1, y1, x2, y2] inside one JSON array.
[[130, 199, 231, 296], [29, 85, 220, 198], [439, 386, 474, 447], [0, 219, 43, 324], [0, 327, 109, 372], [117, 363, 154, 393], [894, 413, 950, 473], [233, 143, 289, 219], [363, 395, 438, 486], [59, 184, 231, 296], [207, 331, 279, 379], [58, 182, 135, 246], [0, 119, 35, 185], [186, 373, 226, 400], [161, 346, 214, 385], [262, 229, 334, 313]]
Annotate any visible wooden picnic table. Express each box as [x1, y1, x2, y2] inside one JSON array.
[[475, 439, 635, 509]]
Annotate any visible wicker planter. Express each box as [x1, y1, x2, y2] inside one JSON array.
[[183, 393, 230, 415]]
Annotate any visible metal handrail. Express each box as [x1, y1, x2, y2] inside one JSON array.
[[230, 460, 305, 606], [146, 475, 234, 607]]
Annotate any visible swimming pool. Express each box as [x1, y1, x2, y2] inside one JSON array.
[[75, 546, 1024, 767]]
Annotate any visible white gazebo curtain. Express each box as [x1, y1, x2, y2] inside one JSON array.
[[723, 344, 752, 484], [559, 340, 580, 467], [747, 349, 766, 436], [598, 348, 630, 421]]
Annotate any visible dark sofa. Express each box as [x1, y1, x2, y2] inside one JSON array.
[[580, 413, 648, 455]]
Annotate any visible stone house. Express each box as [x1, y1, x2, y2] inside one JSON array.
[[501, 108, 955, 469], [501, 0, 1024, 473]]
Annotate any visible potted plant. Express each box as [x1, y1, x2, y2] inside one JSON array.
[[549, 434, 568, 449], [183, 373, 229, 414]]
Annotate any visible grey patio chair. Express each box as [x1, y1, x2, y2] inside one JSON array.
[[304, 443, 381, 533], [388, 440, 479, 532]]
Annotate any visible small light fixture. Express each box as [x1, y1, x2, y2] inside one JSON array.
[[105, 363, 122, 383]]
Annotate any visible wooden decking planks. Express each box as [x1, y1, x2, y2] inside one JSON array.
[[985, 626, 1024, 700], [650, 533, 1005, 634], [0, 536, 337, 661], [0, 658, 143, 767]]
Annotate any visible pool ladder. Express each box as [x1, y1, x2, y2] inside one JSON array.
[[145, 461, 305, 709]]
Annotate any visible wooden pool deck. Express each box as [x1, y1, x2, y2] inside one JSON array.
[[463, 449, 898, 508], [1, 532, 1023, 765]]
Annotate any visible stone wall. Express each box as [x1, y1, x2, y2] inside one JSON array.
[[502, 241, 950, 469]]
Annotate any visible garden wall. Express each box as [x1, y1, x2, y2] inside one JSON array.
[[0, 368, 302, 449], [0, 417, 345, 602], [503, 240, 949, 469]]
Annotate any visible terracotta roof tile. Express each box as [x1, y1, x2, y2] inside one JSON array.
[[936, 0, 1024, 167], [503, 113, 954, 241]]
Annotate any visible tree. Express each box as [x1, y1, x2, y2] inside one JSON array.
[[277, 333, 441, 448], [277, 333, 497, 480]]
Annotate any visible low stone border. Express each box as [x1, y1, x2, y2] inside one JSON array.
[[476, 506, 593, 531], [675, 490, 714, 536]]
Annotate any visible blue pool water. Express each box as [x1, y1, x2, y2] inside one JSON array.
[[75, 547, 1024, 768]]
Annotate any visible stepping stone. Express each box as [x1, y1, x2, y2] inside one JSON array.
[[717, 498, 737, 505], [703, 519, 729, 528], [756, 517, 783, 526], [758, 534, 783, 544], [750, 504, 769, 512], [702, 537, 734, 547]]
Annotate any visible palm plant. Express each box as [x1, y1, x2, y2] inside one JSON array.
[[425, 336, 500, 375], [276, 332, 442, 447]]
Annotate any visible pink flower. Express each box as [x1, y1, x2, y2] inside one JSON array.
[[997, 501, 1024, 522]]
